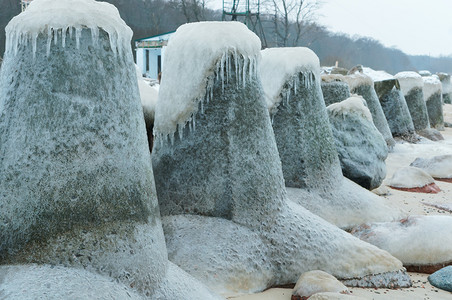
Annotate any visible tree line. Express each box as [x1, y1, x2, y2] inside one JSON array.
[[1, 0, 452, 74]]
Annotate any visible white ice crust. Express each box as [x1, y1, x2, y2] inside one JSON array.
[[326, 96, 373, 122], [353, 216, 452, 265], [362, 67, 394, 82], [389, 166, 434, 188], [154, 22, 261, 136], [422, 75, 442, 101], [136, 65, 158, 122], [261, 47, 320, 110], [5, 0, 132, 57], [395, 72, 424, 95], [343, 73, 374, 91]]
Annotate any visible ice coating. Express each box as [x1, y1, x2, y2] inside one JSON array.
[[395, 72, 424, 96], [363, 67, 394, 82], [5, 0, 132, 57], [342, 73, 374, 91], [389, 166, 434, 188], [327, 96, 373, 122], [136, 65, 158, 122], [410, 155, 452, 179], [422, 76, 442, 101], [261, 47, 320, 110], [154, 22, 261, 137]]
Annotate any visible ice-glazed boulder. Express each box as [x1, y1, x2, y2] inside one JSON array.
[[321, 74, 351, 106], [152, 26, 412, 295], [0, 1, 222, 299], [395, 72, 442, 140], [364, 68, 416, 139], [342, 73, 395, 149], [327, 96, 388, 190], [410, 155, 452, 182], [437, 72, 452, 104], [261, 48, 403, 229], [422, 75, 444, 130], [351, 216, 452, 273]]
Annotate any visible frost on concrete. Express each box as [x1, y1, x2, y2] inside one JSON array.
[[395, 72, 430, 131], [0, 264, 145, 300], [372, 74, 415, 138], [423, 75, 444, 130], [437, 72, 452, 104], [0, 2, 223, 299], [343, 73, 395, 150], [327, 96, 388, 190], [351, 216, 452, 269], [152, 23, 411, 295], [261, 48, 403, 229], [320, 74, 351, 106], [410, 155, 452, 180], [292, 270, 349, 299]]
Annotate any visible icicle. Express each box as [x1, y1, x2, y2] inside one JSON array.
[[192, 114, 196, 131], [242, 56, 248, 88], [32, 32, 38, 59], [69, 26, 73, 39], [46, 28, 53, 56], [53, 28, 58, 46], [234, 49, 239, 87], [220, 53, 225, 92], [170, 133, 175, 146], [61, 27, 67, 48], [91, 26, 99, 47], [189, 119, 193, 133], [75, 27, 82, 50], [200, 99, 204, 114]]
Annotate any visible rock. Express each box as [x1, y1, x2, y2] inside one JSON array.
[[321, 74, 351, 106], [395, 72, 431, 132], [327, 96, 388, 190], [308, 292, 366, 300], [0, 2, 223, 299], [423, 202, 452, 213], [372, 77, 416, 139], [344, 73, 395, 150], [428, 266, 452, 292], [389, 166, 440, 193], [265, 54, 403, 229], [152, 26, 411, 294], [352, 216, 452, 273], [423, 76, 444, 130], [410, 155, 452, 181], [291, 270, 349, 300]]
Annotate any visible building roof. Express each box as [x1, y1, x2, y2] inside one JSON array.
[[135, 31, 175, 42]]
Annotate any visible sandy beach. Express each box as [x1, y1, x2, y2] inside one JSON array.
[[229, 104, 452, 300]]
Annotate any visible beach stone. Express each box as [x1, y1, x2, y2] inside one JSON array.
[[410, 155, 452, 181], [352, 216, 452, 274], [327, 96, 388, 190], [389, 167, 440, 193], [152, 27, 411, 294], [309, 292, 366, 300], [0, 3, 223, 299], [321, 75, 351, 106], [374, 79, 416, 138], [428, 266, 452, 292], [417, 128, 444, 141], [291, 270, 349, 300]]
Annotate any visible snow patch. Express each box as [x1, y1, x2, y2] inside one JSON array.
[[321, 74, 346, 83], [5, 0, 132, 57], [410, 155, 452, 179], [395, 72, 424, 96], [261, 47, 320, 111], [343, 73, 374, 91], [363, 67, 394, 82], [136, 65, 158, 123], [327, 96, 373, 122], [154, 22, 261, 137], [422, 75, 442, 101], [389, 166, 434, 188]]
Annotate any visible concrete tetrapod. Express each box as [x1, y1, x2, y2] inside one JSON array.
[[152, 23, 411, 296], [320, 74, 351, 106], [0, 1, 222, 299], [260, 48, 403, 228], [422, 75, 444, 130], [395, 71, 443, 140], [437, 72, 452, 104], [364, 68, 416, 140]]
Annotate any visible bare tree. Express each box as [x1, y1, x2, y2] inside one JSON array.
[[268, 0, 322, 47], [178, 0, 210, 22]]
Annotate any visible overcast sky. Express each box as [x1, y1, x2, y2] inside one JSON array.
[[316, 0, 452, 57]]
